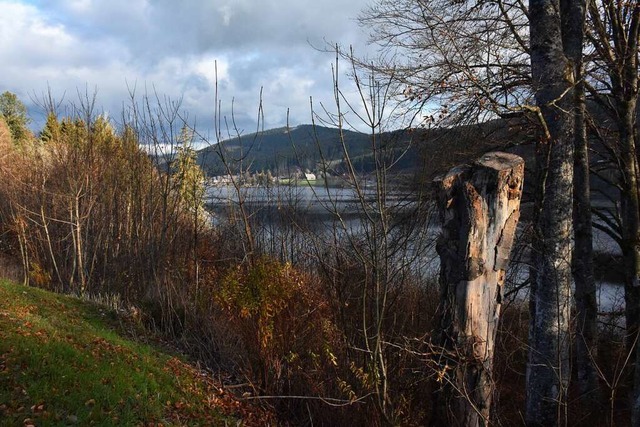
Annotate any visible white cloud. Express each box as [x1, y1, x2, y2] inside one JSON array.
[[67, 0, 91, 13], [0, 0, 373, 134]]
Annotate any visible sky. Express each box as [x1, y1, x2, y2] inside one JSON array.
[[0, 0, 374, 141]]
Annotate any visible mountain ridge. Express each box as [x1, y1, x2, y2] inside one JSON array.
[[195, 119, 531, 179], [196, 123, 418, 176]]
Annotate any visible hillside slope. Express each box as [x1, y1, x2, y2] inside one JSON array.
[[194, 120, 534, 179], [0, 281, 274, 426], [196, 124, 374, 175]]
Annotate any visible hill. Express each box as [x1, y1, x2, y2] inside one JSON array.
[[195, 119, 534, 180], [0, 280, 274, 426], [196, 124, 377, 175]]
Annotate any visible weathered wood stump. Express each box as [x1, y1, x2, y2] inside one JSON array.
[[432, 152, 524, 427]]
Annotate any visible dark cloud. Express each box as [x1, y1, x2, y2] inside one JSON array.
[[0, 0, 373, 135]]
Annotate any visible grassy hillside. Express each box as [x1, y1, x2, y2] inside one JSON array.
[[0, 280, 273, 426]]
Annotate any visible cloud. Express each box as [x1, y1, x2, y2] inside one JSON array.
[[0, 0, 373, 135]]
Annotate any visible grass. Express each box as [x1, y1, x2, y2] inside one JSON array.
[[0, 280, 271, 426]]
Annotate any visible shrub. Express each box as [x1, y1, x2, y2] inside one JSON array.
[[214, 257, 346, 420]]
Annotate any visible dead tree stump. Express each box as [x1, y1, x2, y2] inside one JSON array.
[[431, 152, 524, 427]]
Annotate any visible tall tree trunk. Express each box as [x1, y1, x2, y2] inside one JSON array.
[[563, 0, 601, 410], [573, 76, 601, 410], [586, 0, 640, 358], [433, 152, 524, 427], [585, 1, 640, 419], [621, 97, 640, 424], [526, 1, 578, 425], [618, 100, 640, 352]]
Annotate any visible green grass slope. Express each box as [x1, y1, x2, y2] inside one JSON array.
[[0, 280, 272, 426]]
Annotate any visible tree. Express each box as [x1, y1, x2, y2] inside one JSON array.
[[359, 0, 599, 422], [175, 126, 206, 216], [357, 0, 531, 126], [582, 0, 640, 421], [567, 0, 602, 410], [173, 137, 206, 294], [525, 1, 588, 425], [0, 91, 30, 143], [39, 112, 61, 143], [586, 0, 640, 362]]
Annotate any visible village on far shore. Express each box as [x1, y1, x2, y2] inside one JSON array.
[[207, 168, 350, 187]]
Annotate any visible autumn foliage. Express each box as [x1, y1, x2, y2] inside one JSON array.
[[0, 100, 475, 425]]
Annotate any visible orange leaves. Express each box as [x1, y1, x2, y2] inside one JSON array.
[[213, 256, 342, 407], [87, 337, 133, 364], [0, 400, 53, 426]]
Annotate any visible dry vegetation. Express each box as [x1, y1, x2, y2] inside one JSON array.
[[0, 102, 442, 425], [0, 96, 634, 425]]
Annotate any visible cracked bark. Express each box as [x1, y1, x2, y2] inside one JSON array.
[[432, 152, 524, 427]]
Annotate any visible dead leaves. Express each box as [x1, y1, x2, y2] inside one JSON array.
[[161, 357, 277, 426], [30, 402, 45, 412]]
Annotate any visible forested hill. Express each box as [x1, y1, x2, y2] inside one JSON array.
[[196, 124, 372, 175], [195, 119, 533, 179]]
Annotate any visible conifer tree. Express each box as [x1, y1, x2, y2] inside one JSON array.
[[40, 113, 61, 143], [0, 91, 30, 143], [175, 126, 205, 214]]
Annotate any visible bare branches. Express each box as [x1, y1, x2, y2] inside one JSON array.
[[355, 0, 531, 125]]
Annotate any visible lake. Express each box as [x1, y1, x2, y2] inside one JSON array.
[[205, 184, 626, 321]]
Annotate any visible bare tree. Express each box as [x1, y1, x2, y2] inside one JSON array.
[[357, 0, 531, 126], [566, 0, 602, 410], [357, 0, 601, 422], [525, 1, 589, 425], [309, 58, 426, 424], [586, 0, 640, 376]]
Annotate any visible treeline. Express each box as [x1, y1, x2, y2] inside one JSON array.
[[1, 113, 190, 299]]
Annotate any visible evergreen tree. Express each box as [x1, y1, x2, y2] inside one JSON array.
[[40, 113, 61, 143], [175, 126, 206, 214], [0, 91, 30, 143]]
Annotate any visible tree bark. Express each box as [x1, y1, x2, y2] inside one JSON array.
[[563, 0, 602, 410], [618, 99, 640, 352], [584, 2, 640, 420], [622, 97, 640, 424], [526, 1, 578, 425], [433, 152, 524, 427], [572, 76, 602, 410]]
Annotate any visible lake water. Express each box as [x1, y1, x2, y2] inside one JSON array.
[[206, 184, 416, 218], [205, 185, 625, 319]]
